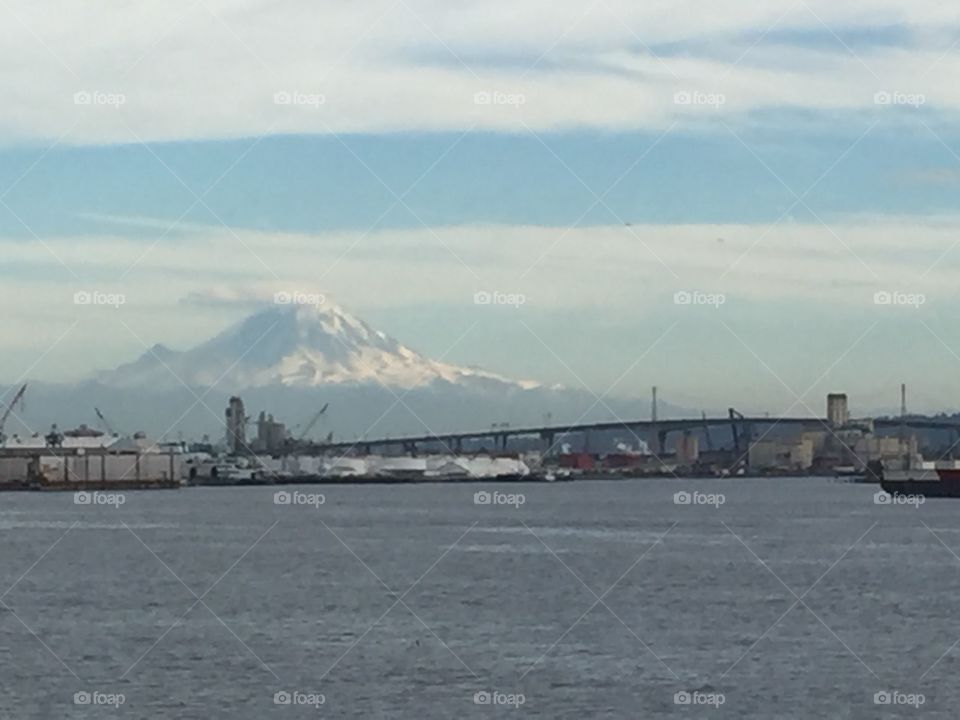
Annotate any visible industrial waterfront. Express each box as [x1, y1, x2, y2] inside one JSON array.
[[0, 383, 953, 491]]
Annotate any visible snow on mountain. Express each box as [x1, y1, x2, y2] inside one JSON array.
[[97, 302, 540, 391]]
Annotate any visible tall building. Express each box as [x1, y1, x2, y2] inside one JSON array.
[[255, 411, 287, 453], [225, 396, 246, 454], [826, 393, 849, 428]]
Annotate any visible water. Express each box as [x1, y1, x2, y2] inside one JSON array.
[[1, 477, 958, 718]]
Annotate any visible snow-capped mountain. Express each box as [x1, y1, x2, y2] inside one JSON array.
[[97, 302, 540, 391], [8, 304, 689, 439]]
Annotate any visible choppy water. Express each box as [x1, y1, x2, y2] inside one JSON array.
[[1, 477, 959, 718]]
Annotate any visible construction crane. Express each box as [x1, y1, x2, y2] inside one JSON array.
[[728, 408, 747, 455], [298, 403, 329, 441], [94, 407, 115, 436], [701, 411, 715, 452], [0, 383, 27, 443]]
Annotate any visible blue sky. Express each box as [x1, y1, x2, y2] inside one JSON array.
[[1, 119, 959, 240], [2, 0, 960, 414]]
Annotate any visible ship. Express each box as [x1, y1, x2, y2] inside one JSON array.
[[876, 457, 960, 498], [185, 456, 270, 486]]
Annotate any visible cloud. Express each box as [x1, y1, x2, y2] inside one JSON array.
[[178, 286, 276, 309], [3, 213, 960, 406], [1, 0, 959, 144], [5, 214, 960, 314], [900, 168, 960, 185]]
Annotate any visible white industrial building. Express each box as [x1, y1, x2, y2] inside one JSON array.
[[256, 453, 531, 481], [0, 434, 181, 487]]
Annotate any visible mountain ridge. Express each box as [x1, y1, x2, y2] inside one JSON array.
[[96, 302, 541, 392]]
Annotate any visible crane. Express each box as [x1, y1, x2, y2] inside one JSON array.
[[0, 383, 27, 443], [298, 403, 329, 441], [728, 407, 752, 456], [95, 407, 115, 436], [702, 411, 715, 452]]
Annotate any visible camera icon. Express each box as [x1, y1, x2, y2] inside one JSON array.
[[473, 92, 492, 106], [874, 690, 891, 705], [874, 91, 892, 105], [474, 491, 491, 505], [873, 290, 892, 305], [274, 291, 292, 304], [673, 91, 692, 105], [74, 491, 91, 505], [673, 491, 691, 505], [274, 690, 292, 705], [274, 491, 292, 505], [874, 491, 890, 505], [273, 91, 292, 105], [674, 691, 691, 705], [74, 691, 91, 705], [474, 691, 491, 705], [73, 91, 92, 105], [673, 290, 692, 305], [74, 291, 92, 305], [473, 291, 492, 305]]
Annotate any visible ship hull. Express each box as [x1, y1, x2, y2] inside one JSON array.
[[880, 468, 960, 498]]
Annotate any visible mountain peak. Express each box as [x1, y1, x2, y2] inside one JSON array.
[[273, 301, 389, 344], [98, 302, 538, 392]]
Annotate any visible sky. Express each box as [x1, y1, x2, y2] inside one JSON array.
[[2, 0, 960, 416]]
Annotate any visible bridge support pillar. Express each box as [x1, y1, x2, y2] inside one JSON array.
[[540, 431, 555, 455], [657, 430, 667, 456]]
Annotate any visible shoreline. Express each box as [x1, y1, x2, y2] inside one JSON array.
[[0, 472, 871, 492]]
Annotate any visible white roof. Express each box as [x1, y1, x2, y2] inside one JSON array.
[[1, 435, 119, 450]]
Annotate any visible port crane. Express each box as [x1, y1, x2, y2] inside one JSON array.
[[0, 383, 27, 443], [701, 411, 715, 452], [298, 403, 329, 441], [728, 408, 753, 462], [94, 407, 115, 436]]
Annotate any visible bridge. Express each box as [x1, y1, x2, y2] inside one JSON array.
[[293, 413, 960, 457], [297, 413, 819, 456]]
